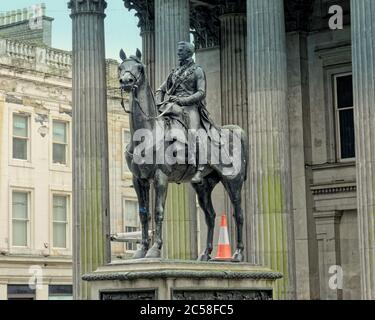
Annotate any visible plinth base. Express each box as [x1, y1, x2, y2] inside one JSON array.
[[83, 259, 283, 300]]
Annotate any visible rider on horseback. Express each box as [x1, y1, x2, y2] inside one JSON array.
[[155, 41, 216, 184]]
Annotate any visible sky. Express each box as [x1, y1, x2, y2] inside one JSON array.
[[0, 0, 142, 61]]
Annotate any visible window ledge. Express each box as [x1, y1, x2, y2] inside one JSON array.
[[311, 161, 356, 170], [50, 165, 72, 173], [9, 160, 34, 169]]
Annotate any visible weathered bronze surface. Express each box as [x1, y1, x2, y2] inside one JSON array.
[[118, 42, 248, 262]]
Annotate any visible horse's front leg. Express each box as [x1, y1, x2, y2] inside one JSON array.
[[146, 169, 168, 259], [132, 177, 150, 259]]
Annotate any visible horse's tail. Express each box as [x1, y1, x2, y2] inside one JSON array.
[[240, 127, 249, 182], [221, 124, 249, 181]]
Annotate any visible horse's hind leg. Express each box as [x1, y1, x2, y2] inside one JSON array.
[[192, 173, 220, 261], [132, 177, 150, 259], [146, 169, 168, 259], [223, 179, 244, 262]]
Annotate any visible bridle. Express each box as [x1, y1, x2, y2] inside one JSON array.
[[119, 60, 164, 121], [120, 67, 143, 114]]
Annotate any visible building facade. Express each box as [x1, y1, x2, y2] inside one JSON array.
[[118, 0, 373, 300], [0, 5, 134, 300], [1, 0, 373, 301]]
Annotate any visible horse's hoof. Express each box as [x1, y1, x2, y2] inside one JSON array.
[[145, 244, 161, 259], [132, 247, 148, 259], [197, 253, 211, 262], [231, 250, 244, 263]]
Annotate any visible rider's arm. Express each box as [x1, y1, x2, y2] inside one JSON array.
[[155, 81, 167, 104], [178, 67, 206, 106]]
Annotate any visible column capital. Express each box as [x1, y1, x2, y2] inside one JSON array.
[[123, 0, 154, 33], [190, 4, 220, 50], [68, 0, 107, 16]]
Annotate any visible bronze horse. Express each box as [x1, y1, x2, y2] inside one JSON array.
[[118, 49, 248, 262]]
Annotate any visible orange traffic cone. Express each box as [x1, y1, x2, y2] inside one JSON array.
[[213, 214, 232, 261]]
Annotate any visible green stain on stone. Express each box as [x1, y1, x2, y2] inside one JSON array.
[[259, 170, 289, 300], [165, 184, 191, 260], [78, 158, 107, 300]]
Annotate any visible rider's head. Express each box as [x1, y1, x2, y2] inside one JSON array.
[[177, 41, 195, 62]]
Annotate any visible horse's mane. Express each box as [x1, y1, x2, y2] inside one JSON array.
[[124, 56, 158, 118]]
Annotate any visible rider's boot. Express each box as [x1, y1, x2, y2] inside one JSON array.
[[191, 131, 206, 184]]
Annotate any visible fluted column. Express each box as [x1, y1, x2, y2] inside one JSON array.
[[155, 0, 193, 259], [219, 11, 250, 257], [351, 0, 375, 300], [123, 0, 155, 90], [68, 0, 110, 300], [247, 0, 296, 299], [141, 29, 155, 90]]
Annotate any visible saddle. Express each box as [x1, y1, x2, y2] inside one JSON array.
[[158, 101, 191, 133]]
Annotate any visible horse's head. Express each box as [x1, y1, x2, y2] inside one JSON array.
[[118, 48, 144, 92]]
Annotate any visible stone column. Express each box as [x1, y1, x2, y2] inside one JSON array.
[[247, 0, 296, 299], [36, 284, 49, 300], [219, 3, 249, 258], [0, 284, 6, 300], [138, 3, 157, 245], [124, 0, 156, 244], [154, 0, 194, 259], [123, 0, 156, 90], [351, 0, 375, 300], [191, 4, 222, 257], [286, 32, 319, 300], [155, 0, 190, 82], [68, 0, 110, 300], [141, 28, 155, 90]]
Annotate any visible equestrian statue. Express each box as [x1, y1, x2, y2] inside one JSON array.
[[118, 41, 248, 262]]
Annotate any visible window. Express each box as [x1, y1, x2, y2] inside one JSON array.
[[12, 192, 29, 247], [7, 285, 35, 300], [123, 200, 139, 251], [52, 195, 68, 248], [53, 121, 68, 165], [123, 130, 131, 173], [334, 74, 355, 160], [48, 285, 73, 300], [13, 114, 29, 160]]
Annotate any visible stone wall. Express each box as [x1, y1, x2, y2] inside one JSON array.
[[306, 26, 360, 299]]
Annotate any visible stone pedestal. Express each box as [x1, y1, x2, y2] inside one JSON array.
[[351, 0, 375, 300], [83, 260, 282, 300]]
